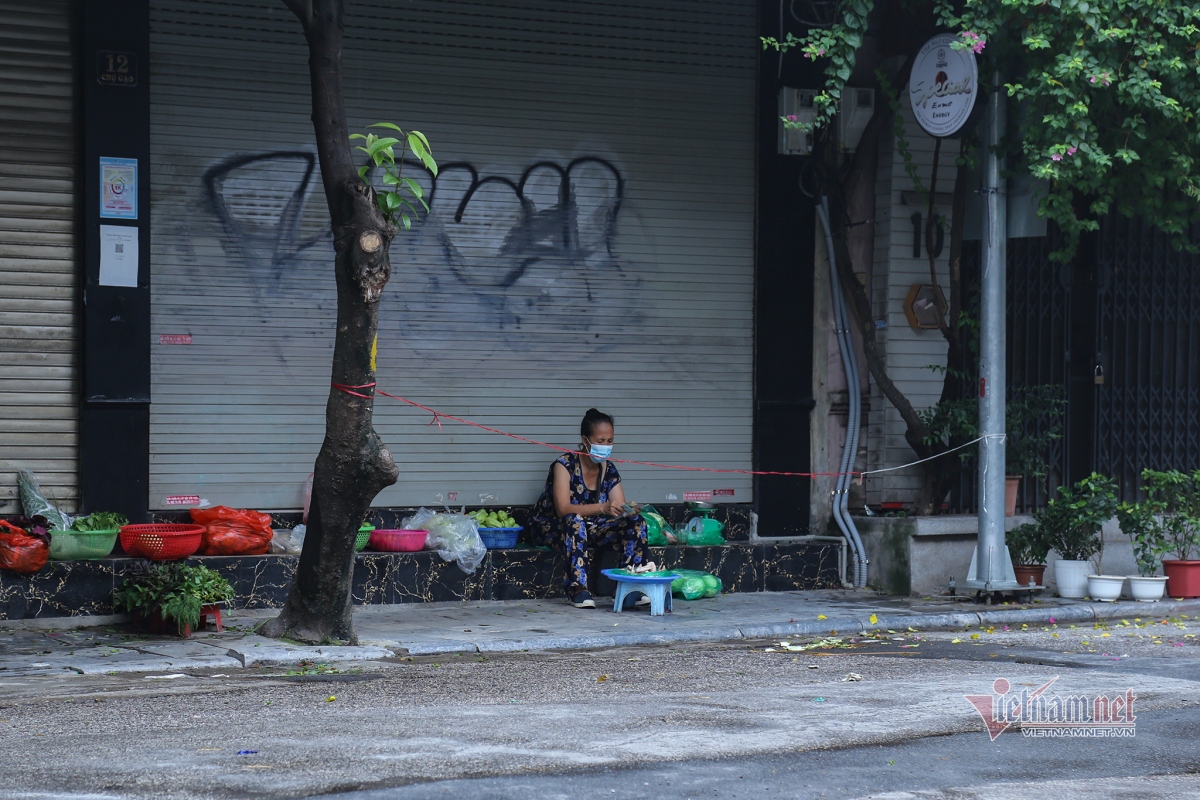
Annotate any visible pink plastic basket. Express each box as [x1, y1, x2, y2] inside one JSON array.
[[368, 529, 427, 553]]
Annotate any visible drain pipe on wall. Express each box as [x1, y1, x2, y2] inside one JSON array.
[[816, 198, 868, 588]]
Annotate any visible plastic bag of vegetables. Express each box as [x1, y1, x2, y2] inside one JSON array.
[[423, 513, 486, 574], [18, 469, 72, 531], [0, 519, 51, 575], [641, 504, 677, 546], [670, 568, 722, 600]]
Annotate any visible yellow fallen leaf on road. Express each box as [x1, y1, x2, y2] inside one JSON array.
[[326, 696, 336, 702], [869, 614, 878, 625], [818, 615, 828, 620], [951, 638, 963, 644], [970, 633, 980, 640], [1101, 633, 1110, 637]]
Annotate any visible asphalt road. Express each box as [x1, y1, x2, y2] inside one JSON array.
[[1, 615, 1197, 799]]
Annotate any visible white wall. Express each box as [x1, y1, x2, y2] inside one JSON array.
[[864, 106, 960, 505]]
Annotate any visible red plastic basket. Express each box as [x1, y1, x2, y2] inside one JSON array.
[[119, 524, 205, 560], [368, 529, 427, 552]]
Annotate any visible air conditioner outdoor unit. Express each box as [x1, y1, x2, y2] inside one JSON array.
[[837, 88, 874, 152], [777, 88, 817, 156]]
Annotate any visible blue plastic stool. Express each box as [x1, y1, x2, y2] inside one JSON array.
[[602, 570, 677, 616]]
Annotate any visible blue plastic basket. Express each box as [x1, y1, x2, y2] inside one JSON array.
[[478, 526, 521, 549]]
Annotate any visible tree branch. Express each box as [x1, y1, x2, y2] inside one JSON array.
[[925, 137, 952, 339], [281, 0, 309, 26]]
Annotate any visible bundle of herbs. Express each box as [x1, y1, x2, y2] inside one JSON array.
[[70, 512, 128, 532], [114, 562, 234, 634]]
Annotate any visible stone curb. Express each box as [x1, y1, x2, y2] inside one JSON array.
[[6, 599, 1199, 669], [385, 598, 1200, 655]]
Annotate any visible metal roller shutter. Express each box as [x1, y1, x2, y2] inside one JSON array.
[[0, 1, 79, 515], [148, 0, 756, 510]]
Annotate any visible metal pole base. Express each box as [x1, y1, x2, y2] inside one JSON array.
[[963, 543, 1022, 592]]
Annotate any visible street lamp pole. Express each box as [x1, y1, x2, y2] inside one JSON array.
[[972, 70, 1018, 591]]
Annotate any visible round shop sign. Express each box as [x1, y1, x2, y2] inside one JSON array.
[[908, 33, 978, 138]]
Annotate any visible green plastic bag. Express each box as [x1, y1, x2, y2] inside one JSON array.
[[678, 518, 726, 547], [670, 568, 722, 600], [641, 504, 677, 547]]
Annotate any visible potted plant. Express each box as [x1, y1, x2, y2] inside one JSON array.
[[114, 562, 235, 636], [1115, 497, 1168, 602], [921, 385, 1066, 516], [1117, 469, 1200, 598], [1042, 473, 1119, 599], [1007, 520, 1051, 587], [1003, 385, 1067, 516]]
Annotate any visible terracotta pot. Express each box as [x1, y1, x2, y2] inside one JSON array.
[[1005, 476, 1021, 517], [1013, 564, 1045, 588], [1162, 560, 1200, 598]]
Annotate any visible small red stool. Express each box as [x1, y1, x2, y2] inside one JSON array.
[[199, 604, 224, 632]]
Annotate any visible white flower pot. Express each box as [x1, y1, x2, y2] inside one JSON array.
[[1128, 576, 1168, 602], [1086, 574, 1125, 602], [1054, 560, 1091, 598]]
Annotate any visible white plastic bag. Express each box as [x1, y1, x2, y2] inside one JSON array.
[[400, 507, 437, 531], [423, 513, 486, 574], [269, 528, 303, 555]]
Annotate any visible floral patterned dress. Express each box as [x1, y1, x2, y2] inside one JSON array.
[[528, 452, 648, 597]]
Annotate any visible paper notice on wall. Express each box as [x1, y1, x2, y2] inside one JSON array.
[[683, 491, 713, 502], [99, 225, 138, 287]]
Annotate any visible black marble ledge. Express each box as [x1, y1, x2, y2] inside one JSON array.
[[146, 503, 754, 543], [0, 539, 839, 620]]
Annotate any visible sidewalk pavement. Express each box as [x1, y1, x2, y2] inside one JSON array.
[[3, 590, 1199, 678]]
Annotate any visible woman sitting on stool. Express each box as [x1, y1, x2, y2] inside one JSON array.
[[527, 408, 650, 608]]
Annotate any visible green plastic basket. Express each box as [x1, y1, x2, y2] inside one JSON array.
[[356, 524, 374, 552], [49, 529, 119, 560]]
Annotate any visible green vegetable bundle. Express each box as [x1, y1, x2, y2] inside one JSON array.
[[114, 562, 234, 634], [469, 508, 518, 529], [71, 512, 129, 532]]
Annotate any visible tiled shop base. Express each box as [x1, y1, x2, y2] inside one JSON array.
[[0, 542, 842, 620]]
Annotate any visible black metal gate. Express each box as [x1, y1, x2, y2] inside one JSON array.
[[951, 218, 1200, 510], [1094, 217, 1200, 498], [952, 236, 1072, 513]]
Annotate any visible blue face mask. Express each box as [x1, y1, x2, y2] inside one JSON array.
[[586, 441, 613, 463]]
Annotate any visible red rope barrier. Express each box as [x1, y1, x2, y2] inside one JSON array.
[[332, 382, 856, 478]]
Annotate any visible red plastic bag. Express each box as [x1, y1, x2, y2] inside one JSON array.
[[190, 506, 273, 556], [0, 520, 50, 574]]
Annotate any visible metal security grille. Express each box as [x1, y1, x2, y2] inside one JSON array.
[[0, 1, 80, 514], [1007, 234, 1071, 509], [1095, 217, 1200, 499], [951, 235, 1071, 513], [147, 0, 757, 510]]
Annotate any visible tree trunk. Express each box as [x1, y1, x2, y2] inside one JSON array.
[[262, 0, 399, 645], [822, 45, 975, 516]]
